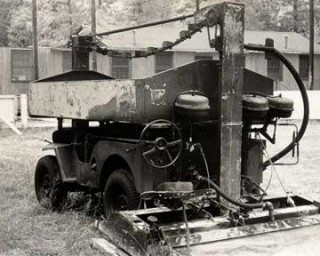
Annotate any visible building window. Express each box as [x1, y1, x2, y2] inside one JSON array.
[[112, 57, 130, 79], [11, 50, 34, 82], [267, 57, 283, 81], [62, 51, 72, 72], [299, 55, 309, 81], [194, 55, 212, 61], [155, 52, 173, 73]]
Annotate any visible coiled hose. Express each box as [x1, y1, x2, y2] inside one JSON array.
[[195, 173, 273, 210], [194, 144, 273, 210], [244, 44, 310, 169]]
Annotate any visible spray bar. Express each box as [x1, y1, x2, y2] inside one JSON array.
[[95, 14, 194, 37]]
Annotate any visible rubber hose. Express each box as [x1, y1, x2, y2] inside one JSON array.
[[244, 44, 309, 169], [197, 174, 268, 209]]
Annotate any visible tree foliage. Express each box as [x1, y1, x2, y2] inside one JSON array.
[[0, 0, 319, 48], [0, 0, 24, 46]]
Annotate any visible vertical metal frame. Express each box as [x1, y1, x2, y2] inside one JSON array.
[[196, 2, 245, 207], [219, 3, 244, 206]]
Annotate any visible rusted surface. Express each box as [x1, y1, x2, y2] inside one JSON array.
[[29, 62, 269, 125], [97, 199, 320, 256], [42, 143, 76, 182], [176, 215, 320, 255], [165, 205, 320, 248], [183, 224, 320, 256], [195, 2, 246, 209], [215, 3, 245, 208], [97, 212, 173, 256], [29, 79, 136, 121]]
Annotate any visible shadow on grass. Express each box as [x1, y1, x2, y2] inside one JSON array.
[[57, 192, 104, 219]]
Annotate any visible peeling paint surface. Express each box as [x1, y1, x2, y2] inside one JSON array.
[[150, 89, 166, 106], [219, 3, 244, 208], [224, 4, 244, 55], [29, 79, 137, 121]]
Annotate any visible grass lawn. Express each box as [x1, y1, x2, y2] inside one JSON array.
[[0, 128, 104, 256], [0, 121, 319, 255]]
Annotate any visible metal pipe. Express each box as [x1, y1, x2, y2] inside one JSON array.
[[32, 0, 39, 80], [244, 44, 309, 169], [195, 173, 273, 210], [91, 0, 97, 71], [196, 0, 200, 11], [293, 0, 298, 32], [95, 14, 194, 37], [309, 0, 314, 90]]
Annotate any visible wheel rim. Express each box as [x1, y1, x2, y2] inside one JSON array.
[[36, 171, 54, 207], [35, 156, 67, 211], [114, 194, 129, 211], [41, 174, 53, 197], [106, 184, 130, 213]]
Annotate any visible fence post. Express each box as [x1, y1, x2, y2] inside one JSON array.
[[20, 94, 28, 128]]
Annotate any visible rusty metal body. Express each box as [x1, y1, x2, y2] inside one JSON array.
[[32, 60, 272, 194], [31, 2, 320, 256], [30, 77, 137, 121], [98, 195, 320, 256]]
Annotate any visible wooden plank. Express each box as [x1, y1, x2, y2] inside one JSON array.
[[95, 220, 138, 256], [0, 115, 22, 135], [90, 238, 117, 255], [20, 94, 28, 128]]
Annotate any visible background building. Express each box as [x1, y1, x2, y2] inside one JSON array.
[[0, 29, 319, 96]]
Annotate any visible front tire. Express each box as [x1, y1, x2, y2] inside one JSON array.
[[35, 155, 68, 211], [103, 169, 139, 218]]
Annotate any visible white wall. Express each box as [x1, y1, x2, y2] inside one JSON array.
[[132, 56, 155, 79], [275, 90, 320, 119], [246, 52, 319, 91], [96, 54, 111, 76], [174, 52, 195, 67], [0, 95, 16, 123], [246, 52, 267, 76]]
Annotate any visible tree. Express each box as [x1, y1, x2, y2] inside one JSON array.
[[7, 0, 33, 47], [4, 0, 320, 48], [0, 0, 24, 46], [245, 0, 283, 31], [277, 0, 320, 40]]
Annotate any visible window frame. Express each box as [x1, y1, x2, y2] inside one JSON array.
[[267, 56, 283, 81], [62, 50, 72, 72], [11, 49, 34, 83], [111, 56, 131, 79], [194, 54, 213, 61], [155, 52, 173, 73], [299, 54, 309, 81]]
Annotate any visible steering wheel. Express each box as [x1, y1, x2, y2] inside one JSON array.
[[139, 119, 183, 169]]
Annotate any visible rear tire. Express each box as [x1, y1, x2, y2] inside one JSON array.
[[103, 169, 139, 218], [35, 155, 68, 211]]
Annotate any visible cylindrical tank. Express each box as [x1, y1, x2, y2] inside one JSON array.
[[174, 93, 210, 122]]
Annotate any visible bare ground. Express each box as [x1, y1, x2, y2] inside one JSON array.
[[0, 121, 319, 256]]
